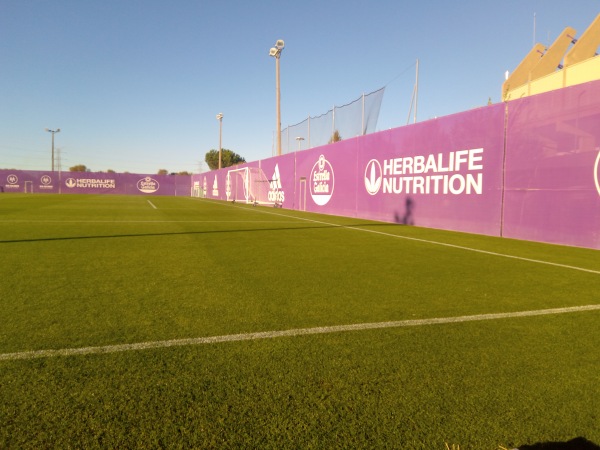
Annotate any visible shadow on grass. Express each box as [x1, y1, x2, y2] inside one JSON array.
[[0, 222, 400, 244], [517, 437, 600, 449]]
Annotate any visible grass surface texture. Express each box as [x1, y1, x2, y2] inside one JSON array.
[[1, 194, 599, 449]]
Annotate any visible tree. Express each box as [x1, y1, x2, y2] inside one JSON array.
[[107, 169, 115, 173], [157, 169, 168, 175], [205, 149, 246, 170], [329, 130, 342, 144], [69, 164, 89, 172]]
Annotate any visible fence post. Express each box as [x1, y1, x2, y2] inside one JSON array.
[[332, 105, 335, 139], [362, 93, 365, 135]]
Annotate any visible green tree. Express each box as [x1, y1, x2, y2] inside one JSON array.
[[329, 130, 342, 144], [69, 164, 88, 172], [157, 169, 168, 175], [107, 169, 115, 173], [205, 149, 246, 170]]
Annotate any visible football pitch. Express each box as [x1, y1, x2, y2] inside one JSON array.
[[1, 194, 599, 449]]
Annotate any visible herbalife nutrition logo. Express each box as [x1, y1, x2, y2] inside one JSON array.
[[364, 148, 484, 196], [310, 155, 335, 206], [268, 164, 285, 203], [364, 159, 382, 195]]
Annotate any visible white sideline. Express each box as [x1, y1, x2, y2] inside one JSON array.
[[147, 200, 157, 209], [234, 205, 600, 276], [1, 304, 599, 361]]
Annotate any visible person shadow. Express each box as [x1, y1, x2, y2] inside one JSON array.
[[394, 196, 415, 225], [517, 437, 600, 449]]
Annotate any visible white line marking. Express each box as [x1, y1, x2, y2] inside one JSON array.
[[0, 220, 300, 224], [147, 200, 157, 209], [234, 205, 600, 275], [2, 305, 599, 361]]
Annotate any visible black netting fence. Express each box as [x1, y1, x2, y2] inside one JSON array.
[[280, 87, 385, 154]]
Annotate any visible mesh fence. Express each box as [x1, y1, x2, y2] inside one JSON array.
[[280, 87, 385, 154]]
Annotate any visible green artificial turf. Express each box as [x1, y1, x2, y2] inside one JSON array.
[[1, 194, 599, 449]]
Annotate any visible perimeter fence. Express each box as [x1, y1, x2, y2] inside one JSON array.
[[279, 87, 385, 154]]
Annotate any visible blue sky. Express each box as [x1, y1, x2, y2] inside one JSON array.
[[1, 0, 599, 174]]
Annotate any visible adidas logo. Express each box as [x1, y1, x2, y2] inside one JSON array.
[[268, 164, 285, 204]]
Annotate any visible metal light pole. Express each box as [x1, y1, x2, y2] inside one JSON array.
[[45, 128, 60, 171], [295, 136, 304, 150], [269, 39, 284, 156], [216, 113, 223, 169]]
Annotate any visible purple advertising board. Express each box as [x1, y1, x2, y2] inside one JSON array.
[[189, 83, 600, 250], [503, 81, 600, 249], [295, 138, 361, 218], [354, 104, 506, 235], [258, 152, 296, 209], [289, 103, 506, 236], [0, 170, 191, 196]]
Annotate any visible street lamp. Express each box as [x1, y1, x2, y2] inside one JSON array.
[[45, 128, 60, 172], [216, 113, 223, 170], [295, 136, 305, 150], [269, 39, 284, 156]]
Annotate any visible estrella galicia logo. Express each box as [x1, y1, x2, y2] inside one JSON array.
[[309, 154, 335, 206], [41, 175, 52, 185], [595, 150, 600, 197], [137, 177, 159, 194], [364, 159, 382, 195], [7, 174, 18, 185]]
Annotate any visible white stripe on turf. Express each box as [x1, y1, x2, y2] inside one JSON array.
[[2, 304, 599, 361], [241, 206, 600, 276]]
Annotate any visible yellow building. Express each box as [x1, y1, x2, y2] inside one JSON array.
[[503, 13, 600, 101]]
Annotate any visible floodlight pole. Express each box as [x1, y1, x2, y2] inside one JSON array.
[[295, 136, 304, 150], [275, 55, 281, 155], [270, 40, 284, 156], [45, 128, 60, 172], [216, 113, 223, 170]]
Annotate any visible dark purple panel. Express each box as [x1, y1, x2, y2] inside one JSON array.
[[355, 104, 506, 235], [504, 81, 600, 249]]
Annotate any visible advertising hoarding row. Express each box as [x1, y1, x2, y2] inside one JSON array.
[[3, 80, 598, 249], [0, 171, 191, 196], [194, 80, 600, 249]]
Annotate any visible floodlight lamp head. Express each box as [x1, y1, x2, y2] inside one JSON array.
[[56, 128, 61, 133], [269, 47, 278, 57], [275, 39, 284, 50], [216, 113, 223, 120]]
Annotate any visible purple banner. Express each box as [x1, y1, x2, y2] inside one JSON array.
[[0, 171, 191, 196], [192, 82, 599, 249], [503, 81, 600, 248], [259, 153, 296, 209], [355, 105, 506, 235]]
